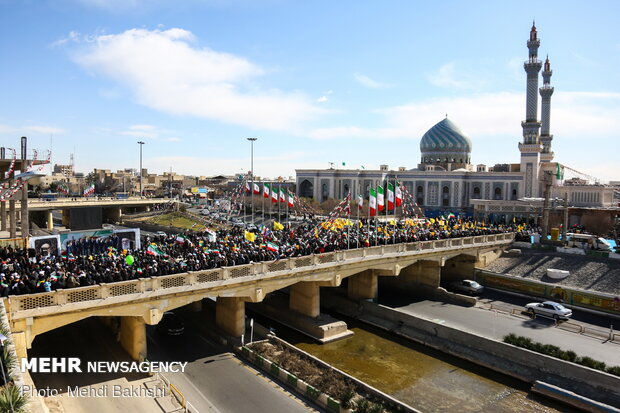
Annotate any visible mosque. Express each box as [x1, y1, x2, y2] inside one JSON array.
[[295, 23, 616, 221]]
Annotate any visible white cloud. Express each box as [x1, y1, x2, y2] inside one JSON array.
[[353, 73, 390, 89], [307, 91, 620, 141], [119, 124, 181, 142], [317, 96, 328, 103], [427, 62, 483, 90], [0, 124, 65, 135], [68, 28, 325, 132]]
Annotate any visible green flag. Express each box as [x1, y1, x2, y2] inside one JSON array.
[[556, 163, 563, 180]]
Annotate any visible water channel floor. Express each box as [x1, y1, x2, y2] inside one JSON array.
[[286, 319, 564, 413]]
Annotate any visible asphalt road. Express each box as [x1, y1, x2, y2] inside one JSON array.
[[378, 288, 620, 366], [146, 306, 319, 413]]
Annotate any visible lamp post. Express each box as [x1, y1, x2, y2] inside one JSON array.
[[137, 141, 145, 197], [247, 137, 257, 224]]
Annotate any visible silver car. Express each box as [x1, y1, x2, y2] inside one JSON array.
[[525, 301, 572, 320], [450, 279, 484, 295]]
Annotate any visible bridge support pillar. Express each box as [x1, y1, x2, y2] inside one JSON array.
[[46, 210, 54, 231], [290, 282, 320, 318], [0, 202, 6, 231], [12, 331, 28, 359], [119, 316, 147, 362], [9, 200, 16, 238], [216, 297, 245, 337], [347, 270, 377, 301], [61, 209, 70, 227]]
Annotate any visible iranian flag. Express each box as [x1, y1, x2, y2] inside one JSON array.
[[263, 183, 270, 198], [146, 244, 166, 256], [387, 183, 395, 210], [245, 182, 251, 193], [287, 191, 294, 207], [266, 241, 278, 252], [271, 186, 278, 203], [369, 188, 377, 216], [377, 185, 385, 212], [176, 235, 192, 245], [253, 182, 260, 194], [395, 183, 403, 207], [279, 188, 286, 203], [357, 195, 363, 210]]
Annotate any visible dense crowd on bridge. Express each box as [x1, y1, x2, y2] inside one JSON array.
[[0, 217, 534, 296]]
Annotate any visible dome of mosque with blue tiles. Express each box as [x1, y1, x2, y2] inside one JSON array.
[[420, 117, 472, 155]]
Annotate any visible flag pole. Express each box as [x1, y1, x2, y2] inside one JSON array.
[[347, 192, 350, 250], [262, 182, 265, 225], [385, 178, 388, 246], [357, 193, 360, 249], [393, 177, 397, 245], [277, 184, 281, 224], [367, 186, 371, 247], [286, 188, 289, 229], [243, 178, 247, 224]]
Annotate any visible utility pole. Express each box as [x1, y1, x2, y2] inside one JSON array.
[[247, 137, 257, 225], [562, 192, 569, 243], [137, 141, 145, 197]]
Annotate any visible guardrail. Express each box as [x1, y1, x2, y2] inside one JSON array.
[[6, 233, 515, 316], [156, 373, 199, 413]]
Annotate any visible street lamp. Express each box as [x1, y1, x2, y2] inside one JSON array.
[[137, 141, 145, 197], [247, 137, 257, 224]]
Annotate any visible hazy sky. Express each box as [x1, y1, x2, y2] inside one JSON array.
[[1, 0, 619, 181]]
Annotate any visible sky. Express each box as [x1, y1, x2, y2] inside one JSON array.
[[0, 0, 619, 182]]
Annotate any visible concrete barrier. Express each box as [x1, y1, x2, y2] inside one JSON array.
[[531, 381, 620, 413], [240, 338, 418, 413], [322, 294, 620, 408]]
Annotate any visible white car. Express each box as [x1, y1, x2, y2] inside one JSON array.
[[525, 301, 572, 320], [155, 231, 167, 237]]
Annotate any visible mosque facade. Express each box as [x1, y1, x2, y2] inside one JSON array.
[[295, 23, 616, 219]]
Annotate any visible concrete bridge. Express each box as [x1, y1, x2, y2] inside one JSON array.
[[4, 233, 514, 361], [3, 197, 171, 233]]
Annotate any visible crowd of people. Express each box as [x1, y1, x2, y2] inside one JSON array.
[[0, 217, 532, 297]]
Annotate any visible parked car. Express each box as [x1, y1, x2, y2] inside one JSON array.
[[525, 301, 572, 320], [200, 209, 211, 216], [155, 231, 167, 237], [450, 279, 484, 295], [156, 312, 185, 336]]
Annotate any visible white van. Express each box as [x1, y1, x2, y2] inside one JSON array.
[[566, 233, 612, 252]]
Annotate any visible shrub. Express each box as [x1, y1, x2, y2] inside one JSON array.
[[606, 366, 620, 377], [0, 384, 28, 413], [578, 356, 606, 371]]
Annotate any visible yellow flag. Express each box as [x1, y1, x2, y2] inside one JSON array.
[[273, 221, 284, 231], [429, 218, 436, 224], [244, 231, 256, 242]]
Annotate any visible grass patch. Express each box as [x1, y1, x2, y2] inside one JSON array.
[[145, 212, 203, 231], [504, 334, 619, 376]]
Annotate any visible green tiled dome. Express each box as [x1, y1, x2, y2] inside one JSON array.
[[420, 118, 472, 154]]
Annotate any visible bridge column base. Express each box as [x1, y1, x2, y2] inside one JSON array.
[[347, 270, 377, 301], [61, 209, 70, 227], [290, 282, 320, 318], [119, 316, 147, 362], [216, 297, 245, 337]]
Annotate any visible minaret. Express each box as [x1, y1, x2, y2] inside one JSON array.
[[519, 21, 544, 197], [539, 56, 554, 162]]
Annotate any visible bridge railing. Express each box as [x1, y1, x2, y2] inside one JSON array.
[[6, 233, 515, 314]]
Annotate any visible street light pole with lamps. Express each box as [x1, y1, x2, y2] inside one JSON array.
[[137, 141, 145, 197], [247, 137, 257, 224]]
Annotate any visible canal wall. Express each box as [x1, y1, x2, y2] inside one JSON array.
[[322, 293, 620, 409]]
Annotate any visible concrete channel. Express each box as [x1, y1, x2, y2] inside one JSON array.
[[247, 300, 571, 412]]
